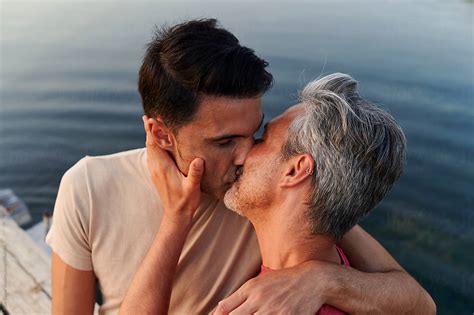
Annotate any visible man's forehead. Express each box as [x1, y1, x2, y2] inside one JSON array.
[[267, 103, 304, 131], [285, 102, 305, 117], [191, 95, 263, 134]]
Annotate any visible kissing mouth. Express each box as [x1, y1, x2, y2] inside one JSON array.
[[234, 167, 244, 182], [225, 167, 244, 189]]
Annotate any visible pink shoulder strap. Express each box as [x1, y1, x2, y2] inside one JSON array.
[[335, 245, 350, 266]]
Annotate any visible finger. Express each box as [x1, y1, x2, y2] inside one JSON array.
[[214, 301, 246, 315], [215, 290, 247, 315], [228, 300, 257, 315], [186, 158, 204, 187]]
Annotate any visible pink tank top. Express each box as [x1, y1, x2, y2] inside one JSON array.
[[259, 245, 350, 315]]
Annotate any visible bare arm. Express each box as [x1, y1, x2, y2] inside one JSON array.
[[339, 224, 403, 272], [119, 216, 193, 315], [330, 224, 436, 314], [51, 252, 96, 315], [119, 115, 204, 315], [215, 225, 436, 315]]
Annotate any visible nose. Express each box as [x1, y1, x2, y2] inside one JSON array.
[[233, 137, 254, 166]]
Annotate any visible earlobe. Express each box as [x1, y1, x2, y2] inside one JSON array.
[[148, 118, 175, 150]]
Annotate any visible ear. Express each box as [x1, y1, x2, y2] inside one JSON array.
[[146, 117, 176, 150], [280, 153, 315, 187]]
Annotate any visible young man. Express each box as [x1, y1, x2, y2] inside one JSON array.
[[47, 19, 435, 314]]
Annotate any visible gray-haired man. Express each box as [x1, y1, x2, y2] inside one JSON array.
[[220, 73, 408, 313]]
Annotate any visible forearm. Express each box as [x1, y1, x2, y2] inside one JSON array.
[[119, 215, 192, 315], [329, 225, 435, 314], [338, 225, 403, 272], [320, 263, 436, 314]]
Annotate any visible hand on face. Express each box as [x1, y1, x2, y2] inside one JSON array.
[[143, 115, 205, 222]]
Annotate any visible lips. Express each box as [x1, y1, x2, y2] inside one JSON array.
[[235, 167, 243, 182]]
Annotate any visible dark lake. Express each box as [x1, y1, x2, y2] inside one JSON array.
[[1, 1, 473, 313]]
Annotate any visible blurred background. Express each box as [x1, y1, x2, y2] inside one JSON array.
[[1, 0, 473, 313]]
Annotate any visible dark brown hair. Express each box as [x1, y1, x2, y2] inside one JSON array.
[[138, 18, 273, 129]]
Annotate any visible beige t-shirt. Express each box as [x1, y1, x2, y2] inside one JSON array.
[[46, 148, 261, 315]]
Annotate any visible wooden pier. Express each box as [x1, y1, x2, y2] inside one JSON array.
[[0, 211, 51, 314], [1, 206, 100, 315]]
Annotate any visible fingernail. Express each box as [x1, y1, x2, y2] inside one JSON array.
[[195, 159, 204, 168]]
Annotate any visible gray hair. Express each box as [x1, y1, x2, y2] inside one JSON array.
[[282, 73, 406, 241]]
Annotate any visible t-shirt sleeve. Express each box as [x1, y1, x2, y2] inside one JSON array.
[[46, 156, 93, 271]]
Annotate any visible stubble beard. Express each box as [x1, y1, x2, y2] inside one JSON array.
[[223, 183, 244, 216], [223, 169, 275, 219]]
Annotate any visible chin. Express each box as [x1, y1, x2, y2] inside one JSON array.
[[223, 189, 244, 216], [216, 182, 235, 200], [213, 184, 228, 199], [200, 181, 225, 199]]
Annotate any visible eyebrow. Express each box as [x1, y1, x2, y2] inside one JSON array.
[[209, 113, 265, 142]]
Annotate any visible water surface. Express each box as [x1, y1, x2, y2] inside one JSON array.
[[1, 1, 473, 313]]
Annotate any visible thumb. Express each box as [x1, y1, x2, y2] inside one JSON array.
[[186, 158, 204, 187]]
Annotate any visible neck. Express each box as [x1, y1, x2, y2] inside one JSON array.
[[248, 198, 340, 270]]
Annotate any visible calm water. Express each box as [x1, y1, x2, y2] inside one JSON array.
[[1, 1, 473, 313]]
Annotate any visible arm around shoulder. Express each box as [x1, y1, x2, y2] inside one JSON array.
[[331, 224, 436, 314], [214, 225, 436, 315]]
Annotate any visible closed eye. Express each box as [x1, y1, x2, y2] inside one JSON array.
[[254, 138, 264, 144], [216, 139, 235, 148]]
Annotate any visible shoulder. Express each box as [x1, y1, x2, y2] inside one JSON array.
[[78, 147, 147, 175], [65, 147, 147, 183], [58, 147, 149, 201]]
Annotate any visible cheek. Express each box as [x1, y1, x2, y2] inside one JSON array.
[[243, 150, 263, 171], [244, 154, 277, 184], [207, 154, 234, 175], [179, 140, 236, 177], [175, 139, 199, 161]]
